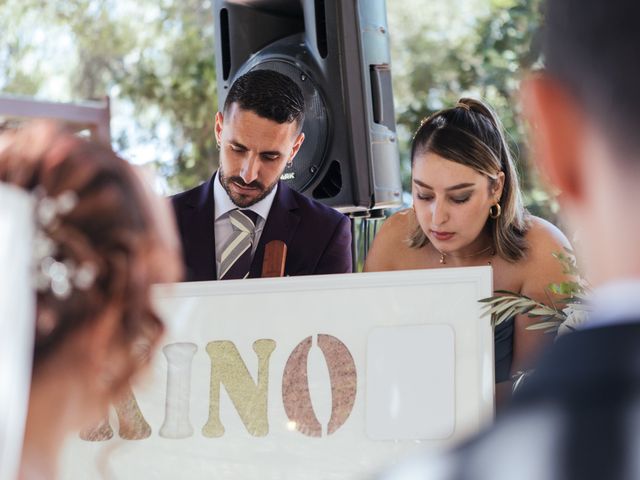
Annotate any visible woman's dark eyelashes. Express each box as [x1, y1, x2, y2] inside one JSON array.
[[416, 192, 473, 203], [452, 194, 471, 204]]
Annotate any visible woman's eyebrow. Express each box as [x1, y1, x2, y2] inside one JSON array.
[[413, 179, 475, 191]]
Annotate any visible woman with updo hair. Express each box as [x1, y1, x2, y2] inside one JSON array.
[[0, 122, 182, 479], [364, 98, 573, 407]]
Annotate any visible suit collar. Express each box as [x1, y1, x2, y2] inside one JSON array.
[[182, 176, 217, 280], [185, 175, 212, 209]]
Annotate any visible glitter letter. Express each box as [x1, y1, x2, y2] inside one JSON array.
[[282, 335, 357, 437], [160, 342, 198, 439], [80, 385, 151, 441], [202, 339, 276, 437]]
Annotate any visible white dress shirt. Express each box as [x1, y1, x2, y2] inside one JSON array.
[[583, 278, 640, 329], [213, 171, 277, 279]]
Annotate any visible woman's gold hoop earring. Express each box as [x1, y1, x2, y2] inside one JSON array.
[[489, 203, 502, 219]]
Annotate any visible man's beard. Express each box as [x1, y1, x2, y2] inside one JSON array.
[[219, 167, 278, 208]]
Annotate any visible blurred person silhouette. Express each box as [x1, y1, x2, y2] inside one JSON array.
[[377, 0, 640, 479], [171, 69, 352, 281], [0, 122, 181, 479], [365, 98, 572, 407]]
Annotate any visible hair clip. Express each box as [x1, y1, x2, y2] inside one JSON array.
[[31, 189, 98, 300]]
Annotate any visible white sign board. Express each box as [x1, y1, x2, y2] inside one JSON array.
[[61, 267, 494, 479]]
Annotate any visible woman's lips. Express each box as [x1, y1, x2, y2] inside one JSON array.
[[430, 230, 455, 241]]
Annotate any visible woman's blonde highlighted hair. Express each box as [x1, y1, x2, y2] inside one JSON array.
[[408, 98, 530, 261]]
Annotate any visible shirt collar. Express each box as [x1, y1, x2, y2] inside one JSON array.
[[213, 170, 278, 222], [583, 278, 640, 329]]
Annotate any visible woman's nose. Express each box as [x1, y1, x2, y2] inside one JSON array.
[[431, 200, 449, 226]]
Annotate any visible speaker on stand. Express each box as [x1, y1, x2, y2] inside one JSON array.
[[213, 0, 403, 269]]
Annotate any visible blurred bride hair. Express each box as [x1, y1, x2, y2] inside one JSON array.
[[0, 122, 182, 478]]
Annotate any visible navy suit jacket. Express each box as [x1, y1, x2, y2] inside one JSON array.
[[171, 174, 352, 281]]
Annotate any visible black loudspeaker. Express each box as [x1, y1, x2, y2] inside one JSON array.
[[213, 0, 402, 212]]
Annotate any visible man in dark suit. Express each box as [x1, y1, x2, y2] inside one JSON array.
[[379, 1, 640, 479], [172, 70, 352, 281]]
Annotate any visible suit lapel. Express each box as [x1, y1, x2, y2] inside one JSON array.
[[250, 182, 300, 278], [183, 176, 217, 281]]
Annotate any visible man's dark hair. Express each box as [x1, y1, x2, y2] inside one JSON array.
[[544, 0, 640, 155], [223, 70, 305, 132]]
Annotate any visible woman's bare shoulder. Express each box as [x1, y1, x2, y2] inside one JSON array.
[[381, 208, 413, 232], [363, 208, 414, 272], [524, 216, 572, 262], [514, 216, 574, 296]]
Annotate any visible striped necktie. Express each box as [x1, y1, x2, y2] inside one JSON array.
[[218, 209, 259, 280]]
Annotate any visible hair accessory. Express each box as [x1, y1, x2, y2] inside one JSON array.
[[489, 203, 502, 219], [32, 188, 97, 300]]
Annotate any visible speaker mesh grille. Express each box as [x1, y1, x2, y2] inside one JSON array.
[[251, 61, 329, 193]]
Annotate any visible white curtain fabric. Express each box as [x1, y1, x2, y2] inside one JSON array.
[[0, 184, 35, 480]]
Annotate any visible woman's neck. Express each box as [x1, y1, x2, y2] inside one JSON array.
[[434, 231, 495, 267]]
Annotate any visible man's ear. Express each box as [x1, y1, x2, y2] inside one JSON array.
[[522, 74, 586, 202], [288, 132, 305, 163], [214, 112, 224, 146]]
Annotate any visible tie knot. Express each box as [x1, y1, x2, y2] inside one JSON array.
[[229, 209, 258, 232]]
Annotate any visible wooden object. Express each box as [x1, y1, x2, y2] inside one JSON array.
[[261, 240, 287, 278]]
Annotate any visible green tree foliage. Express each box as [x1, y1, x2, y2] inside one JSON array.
[[0, 0, 217, 191], [113, 1, 217, 190], [389, 0, 555, 219]]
